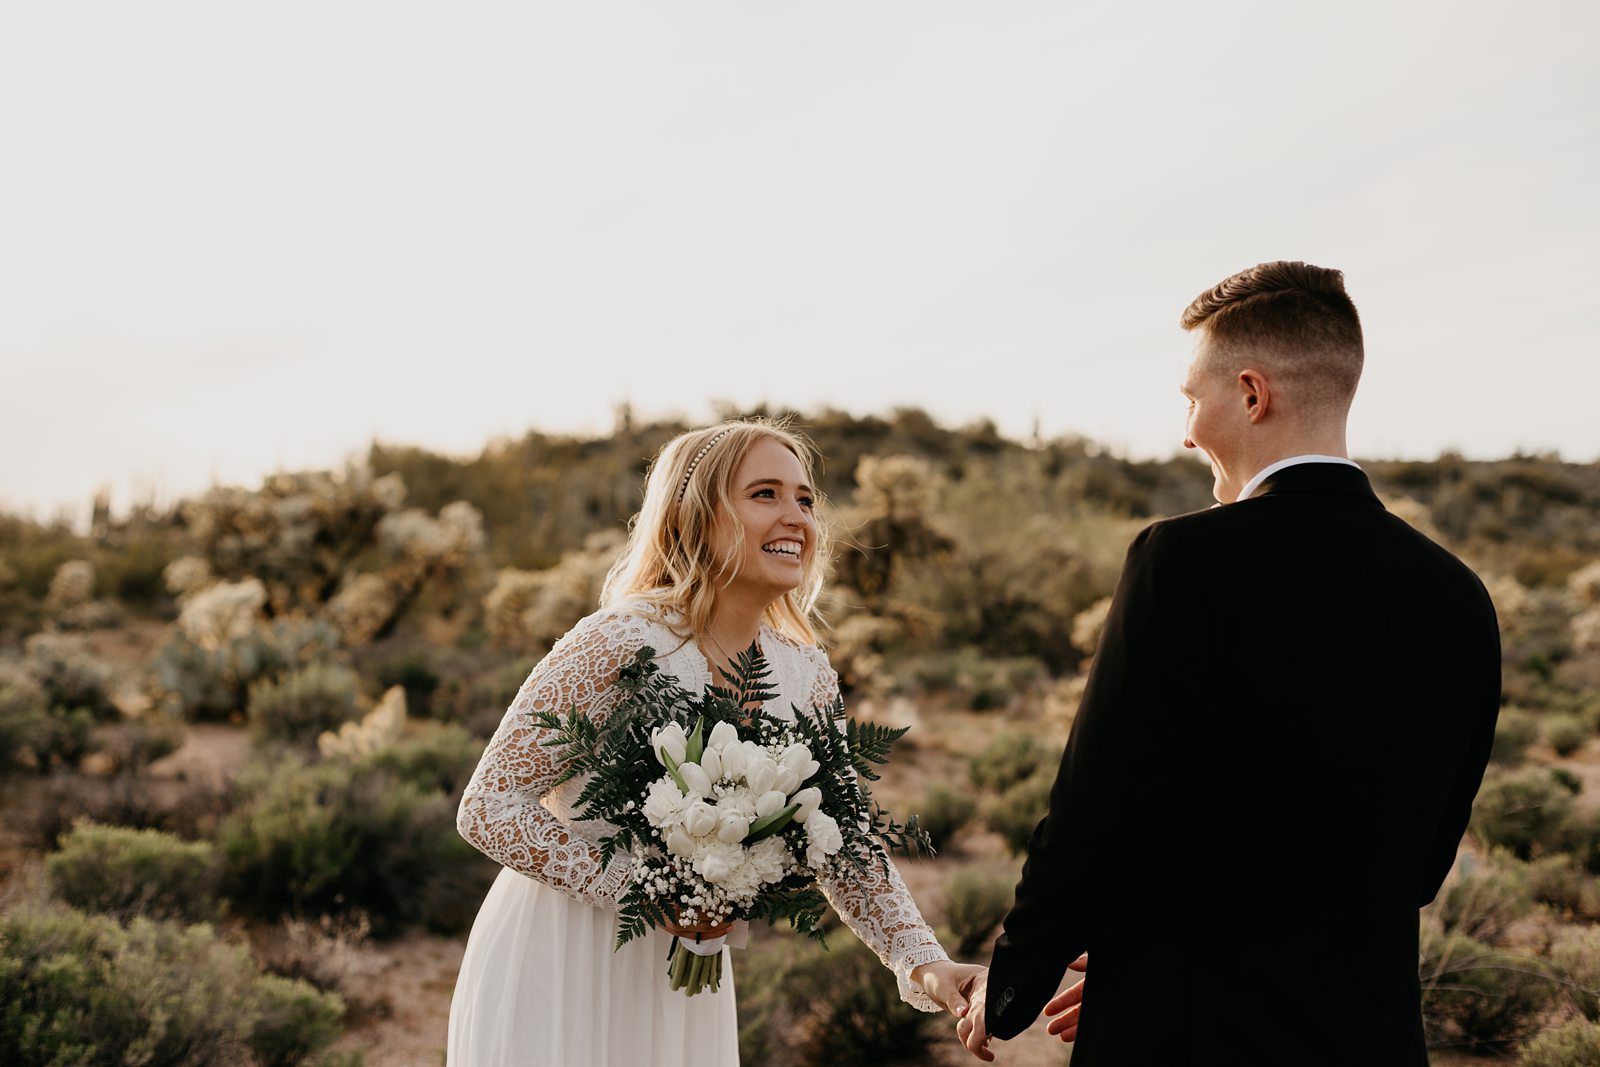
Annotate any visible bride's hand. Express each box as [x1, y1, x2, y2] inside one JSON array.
[[913, 960, 988, 1019]]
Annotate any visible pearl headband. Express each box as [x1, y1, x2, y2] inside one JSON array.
[[677, 427, 736, 503]]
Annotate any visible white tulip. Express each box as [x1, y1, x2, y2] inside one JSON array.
[[708, 721, 740, 751], [682, 799, 719, 838], [716, 810, 751, 843], [699, 748, 723, 783], [779, 743, 812, 771], [652, 723, 688, 767], [680, 762, 713, 797], [719, 742, 747, 781], [791, 787, 823, 822], [773, 767, 801, 796], [747, 756, 778, 795], [755, 790, 789, 818], [666, 826, 695, 857]]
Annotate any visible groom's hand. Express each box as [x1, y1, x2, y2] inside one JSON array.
[[912, 960, 987, 1019], [1043, 953, 1089, 1043], [954, 968, 995, 1061]]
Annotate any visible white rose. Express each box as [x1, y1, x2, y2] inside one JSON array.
[[716, 810, 751, 843], [707, 720, 740, 751], [642, 777, 687, 828], [682, 799, 719, 838], [652, 723, 688, 767], [755, 790, 789, 819], [679, 761, 713, 798], [803, 811, 843, 869], [791, 787, 823, 822]]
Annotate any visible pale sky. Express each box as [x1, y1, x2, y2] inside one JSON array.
[[3, 1, 1597, 526]]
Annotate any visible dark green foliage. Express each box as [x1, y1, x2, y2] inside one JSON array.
[[983, 769, 1054, 855], [46, 822, 222, 925], [357, 723, 480, 796], [916, 784, 977, 853], [1419, 928, 1557, 1051], [248, 663, 362, 746], [1519, 1020, 1600, 1067], [969, 732, 1049, 792], [218, 756, 493, 935], [941, 864, 1014, 957], [372, 649, 441, 716], [0, 904, 343, 1067], [1471, 767, 1578, 859]]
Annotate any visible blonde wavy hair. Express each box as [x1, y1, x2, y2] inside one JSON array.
[[599, 418, 830, 645]]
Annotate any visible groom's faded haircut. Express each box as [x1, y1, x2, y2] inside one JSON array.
[[1182, 261, 1364, 411]]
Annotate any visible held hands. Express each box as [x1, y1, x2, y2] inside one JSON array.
[[1044, 953, 1089, 1043], [912, 960, 988, 1019]]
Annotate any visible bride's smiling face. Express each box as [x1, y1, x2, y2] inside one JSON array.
[[716, 438, 817, 600]]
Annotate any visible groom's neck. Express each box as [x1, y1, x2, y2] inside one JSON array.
[[1227, 425, 1350, 500]]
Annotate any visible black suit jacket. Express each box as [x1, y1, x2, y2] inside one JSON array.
[[985, 462, 1501, 1066]]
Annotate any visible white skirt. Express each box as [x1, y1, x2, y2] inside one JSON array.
[[447, 867, 739, 1067]]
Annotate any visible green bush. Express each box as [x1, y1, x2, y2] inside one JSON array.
[[1523, 855, 1600, 919], [251, 973, 346, 1067], [0, 663, 49, 773], [1493, 707, 1541, 765], [249, 663, 362, 746], [46, 822, 221, 924], [156, 619, 340, 721], [1437, 856, 1532, 945], [24, 634, 117, 719], [1544, 713, 1590, 757], [915, 784, 977, 853], [1519, 1019, 1600, 1067], [1419, 928, 1557, 1051], [1549, 926, 1600, 1022], [983, 769, 1054, 855], [941, 864, 1014, 958], [0, 904, 344, 1067], [357, 723, 481, 796], [969, 732, 1049, 792], [218, 757, 493, 935], [1471, 768, 1578, 860]]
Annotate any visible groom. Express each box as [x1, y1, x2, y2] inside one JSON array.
[[954, 262, 1502, 1065]]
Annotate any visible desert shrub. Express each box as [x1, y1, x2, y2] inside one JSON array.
[[983, 769, 1054, 855], [1437, 856, 1533, 944], [218, 757, 493, 935], [1519, 1019, 1600, 1067], [915, 784, 977, 853], [257, 913, 388, 1026], [1523, 855, 1600, 919], [1493, 707, 1541, 765], [46, 822, 222, 924], [1, 663, 50, 771], [372, 648, 441, 716], [1471, 767, 1578, 860], [969, 732, 1049, 792], [249, 663, 362, 746], [1419, 928, 1557, 1051], [1544, 713, 1590, 756], [156, 618, 340, 720], [739, 932, 933, 1066], [251, 973, 346, 1067], [23, 633, 117, 719], [1557, 807, 1600, 874], [95, 528, 177, 609], [1548, 926, 1600, 1022], [357, 723, 481, 796], [23, 767, 234, 848], [0, 904, 344, 1067], [95, 715, 187, 775], [942, 864, 1014, 957]]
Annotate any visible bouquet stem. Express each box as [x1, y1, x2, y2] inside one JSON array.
[[667, 937, 723, 996]]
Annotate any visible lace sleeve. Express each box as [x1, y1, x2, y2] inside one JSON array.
[[806, 651, 951, 1012], [455, 608, 651, 908]]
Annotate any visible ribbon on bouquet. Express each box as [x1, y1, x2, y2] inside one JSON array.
[[677, 919, 748, 956]]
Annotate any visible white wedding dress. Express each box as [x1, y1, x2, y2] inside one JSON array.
[[446, 602, 950, 1067]]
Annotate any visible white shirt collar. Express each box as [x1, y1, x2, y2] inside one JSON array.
[[1234, 455, 1361, 503]]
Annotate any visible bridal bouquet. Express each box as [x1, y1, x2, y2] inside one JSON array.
[[533, 644, 929, 995]]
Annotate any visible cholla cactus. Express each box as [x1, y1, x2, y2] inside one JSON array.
[[1568, 561, 1600, 607], [178, 578, 267, 651], [324, 574, 399, 647], [854, 454, 943, 520], [376, 500, 486, 587], [1572, 609, 1600, 655], [163, 556, 213, 601], [46, 561, 95, 611], [836, 454, 951, 601], [483, 531, 623, 648], [1484, 575, 1532, 632], [1071, 596, 1114, 658], [23, 633, 115, 717], [317, 685, 407, 760]]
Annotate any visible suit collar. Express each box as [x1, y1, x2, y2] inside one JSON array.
[[1252, 461, 1383, 504]]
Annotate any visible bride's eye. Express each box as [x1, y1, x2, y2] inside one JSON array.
[[798, 495, 815, 509]]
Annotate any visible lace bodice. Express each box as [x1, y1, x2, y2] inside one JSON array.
[[455, 602, 950, 1009]]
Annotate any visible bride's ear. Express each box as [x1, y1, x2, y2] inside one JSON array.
[[1238, 369, 1270, 423]]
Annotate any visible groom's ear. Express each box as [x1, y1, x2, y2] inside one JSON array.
[[1238, 369, 1271, 423]]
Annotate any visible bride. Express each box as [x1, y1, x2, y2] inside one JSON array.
[[447, 418, 980, 1066]]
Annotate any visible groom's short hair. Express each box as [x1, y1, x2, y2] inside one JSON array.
[[1182, 261, 1364, 410]]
